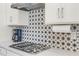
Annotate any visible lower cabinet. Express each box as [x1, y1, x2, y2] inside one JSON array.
[[0, 47, 18, 56]]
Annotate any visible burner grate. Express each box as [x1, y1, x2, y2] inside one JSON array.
[[10, 42, 50, 54]]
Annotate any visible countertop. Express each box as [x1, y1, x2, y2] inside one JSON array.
[[0, 40, 79, 56]]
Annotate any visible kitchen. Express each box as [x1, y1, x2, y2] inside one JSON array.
[[0, 3, 79, 56]]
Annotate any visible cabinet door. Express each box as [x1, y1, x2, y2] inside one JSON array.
[[9, 8, 19, 25], [61, 3, 79, 24], [45, 3, 61, 24], [6, 4, 19, 25]]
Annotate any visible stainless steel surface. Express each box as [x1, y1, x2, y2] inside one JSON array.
[[61, 7, 64, 18], [10, 42, 50, 54], [11, 3, 45, 11]]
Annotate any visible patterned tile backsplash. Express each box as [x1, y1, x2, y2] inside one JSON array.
[[12, 8, 79, 52]]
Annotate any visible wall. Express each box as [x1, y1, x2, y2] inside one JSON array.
[[0, 3, 12, 41]]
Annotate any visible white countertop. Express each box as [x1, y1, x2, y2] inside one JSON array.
[[0, 40, 79, 56]]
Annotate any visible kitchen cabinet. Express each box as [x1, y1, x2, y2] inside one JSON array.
[[45, 3, 61, 24], [6, 4, 29, 26], [61, 3, 79, 23], [45, 3, 79, 24], [7, 8, 19, 25]]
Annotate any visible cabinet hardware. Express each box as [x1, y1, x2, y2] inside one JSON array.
[[61, 7, 64, 18]]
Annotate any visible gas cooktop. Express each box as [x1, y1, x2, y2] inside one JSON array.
[[10, 42, 50, 54]]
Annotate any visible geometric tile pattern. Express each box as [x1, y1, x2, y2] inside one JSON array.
[[71, 24, 79, 52], [52, 32, 75, 52]]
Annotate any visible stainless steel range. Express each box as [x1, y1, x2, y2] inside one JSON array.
[[10, 42, 50, 54]]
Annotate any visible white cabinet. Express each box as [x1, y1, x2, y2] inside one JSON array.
[[45, 3, 61, 24], [6, 4, 29, 26], [61, 3, 79, 23], [45, 3, 79, 24], [8, 8, 19, 25]]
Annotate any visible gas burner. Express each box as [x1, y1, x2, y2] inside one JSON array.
[[10, 42, 50, 54]]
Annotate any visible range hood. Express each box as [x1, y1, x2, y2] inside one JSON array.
[[11, 3, 45, 11]]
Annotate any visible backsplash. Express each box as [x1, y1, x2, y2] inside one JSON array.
[[11, 8, 79, 52], [12, 8, 53, 47]]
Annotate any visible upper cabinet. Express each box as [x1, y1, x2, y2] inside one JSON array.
[[45, 3, 60, 24], [6, 4, 29, 25], [45, 3, 79, 24]]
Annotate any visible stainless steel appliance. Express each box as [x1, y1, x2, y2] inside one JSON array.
[[10, 42, 50, 54], [12, 29, 22, 42], [11, 3, 45, 11]]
